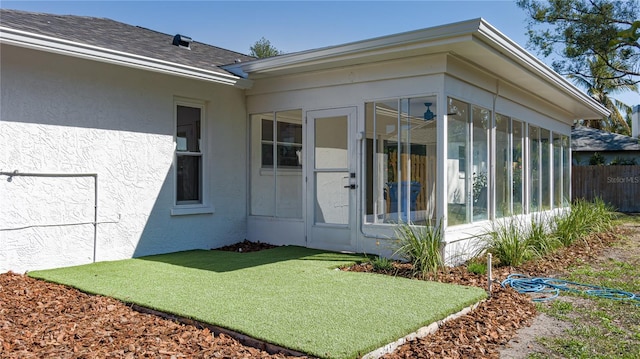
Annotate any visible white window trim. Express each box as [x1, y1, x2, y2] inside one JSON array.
[[172, 98, 214, 216]]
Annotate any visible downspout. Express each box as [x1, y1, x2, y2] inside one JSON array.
[[0, 171, 99, 263]]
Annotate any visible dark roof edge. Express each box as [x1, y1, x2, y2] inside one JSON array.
[[0, 24, 253, 89]]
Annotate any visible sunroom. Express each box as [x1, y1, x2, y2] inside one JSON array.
[[225, 19, 608, 261]]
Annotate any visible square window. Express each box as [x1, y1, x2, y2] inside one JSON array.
[[261, 119, 302, 169]]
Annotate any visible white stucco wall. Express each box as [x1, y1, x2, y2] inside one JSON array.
[[1, 45, 248, 273]]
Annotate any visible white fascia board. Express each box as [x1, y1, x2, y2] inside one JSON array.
[[475, 20, 609, 119], [226, 18, 483, 75], [0, 27, 253, 89]]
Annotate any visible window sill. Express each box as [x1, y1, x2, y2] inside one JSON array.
[[171, 205, 215, 216]]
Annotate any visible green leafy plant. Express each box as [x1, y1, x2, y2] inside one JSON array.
[[609, 156, 637, 165], [370, 255, 394, 272], [589, 152, 606, 165], [466, 260, 487, 275], [393, 219, 444, 276]]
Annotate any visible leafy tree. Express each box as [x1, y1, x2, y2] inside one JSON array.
[[516, 0, 639, 85], [571, 56, 637, 135], [589, 152, 606, 166], [249, 37, 284, 58], [517, 0, 639, 135]]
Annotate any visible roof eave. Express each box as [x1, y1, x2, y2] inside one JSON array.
[[474, 20, 609, 119], [0, 26, 253, 89], [224, 18, 483, 76], [227, 18, 608, 120]]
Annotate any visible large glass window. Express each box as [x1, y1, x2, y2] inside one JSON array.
[[540, 128, 551, 210], [553, 133, 563, 209], [250, 110, 303, 218], [562, 135, 571, 206], [529, 125, 540, 212], [447, 98, 470, 225], [446, 99, 492, 224], [495, 114, 510, 218], [176, 103, 203, 204], [472, 105, 490, 221], [364, 97, 437, 225], [512, 120, 524, 215]]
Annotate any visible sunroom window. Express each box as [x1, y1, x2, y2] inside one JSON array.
[[364, 97, 437, 225], [495, 113, 511, 218], [512, 120, 525, 214], [446, 98, 492, 225], [529, 125, 541, 212]]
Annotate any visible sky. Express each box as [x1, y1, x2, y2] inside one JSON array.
[[2, 0, 638, 106]]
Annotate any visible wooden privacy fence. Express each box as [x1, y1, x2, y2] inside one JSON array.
[[572, 165, 640, 213]]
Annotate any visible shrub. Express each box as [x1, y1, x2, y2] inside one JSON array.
[[393, 220, 444, 276]]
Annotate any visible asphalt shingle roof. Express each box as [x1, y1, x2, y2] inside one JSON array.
[[571, 126, 640, 152], [0, 9, 255, 76]]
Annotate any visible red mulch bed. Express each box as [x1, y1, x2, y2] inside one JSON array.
[[0, 229, 624, 358]]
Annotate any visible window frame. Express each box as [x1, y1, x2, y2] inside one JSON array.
[[249, 110, 304, 219], [260, 117, 303, 171], [172, 98, 214, 216], [363, 96, 439, 226]]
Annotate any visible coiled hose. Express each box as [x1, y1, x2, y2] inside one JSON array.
[[501, 273, 640, 304]]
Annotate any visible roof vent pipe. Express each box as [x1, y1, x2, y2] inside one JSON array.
[[172, 34, 192, 49]]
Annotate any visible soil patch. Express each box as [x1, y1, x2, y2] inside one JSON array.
[[499, 312, 572, 358], [214, 239, 279, 253]]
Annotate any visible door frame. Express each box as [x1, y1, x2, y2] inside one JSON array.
[[305, 107, 358, 252]]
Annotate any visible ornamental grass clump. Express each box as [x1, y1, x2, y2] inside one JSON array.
[[483, 217, 533, 267], [393, 220, 444, 276], [528, 214, 561, 257], [483, 214, 559, 267], [554, 198, 615, 246]]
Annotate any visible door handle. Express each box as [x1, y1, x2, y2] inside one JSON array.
[[343, 184, 357, 189]]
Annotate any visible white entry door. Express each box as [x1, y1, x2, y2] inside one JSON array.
[[306, 107, 358, 252]]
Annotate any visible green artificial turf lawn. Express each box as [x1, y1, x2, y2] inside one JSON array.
[[29, 246, 486, 359]]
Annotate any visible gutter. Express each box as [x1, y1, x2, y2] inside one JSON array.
[[0, 27, 253, 89]]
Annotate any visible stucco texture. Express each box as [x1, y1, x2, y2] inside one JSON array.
[[1, 45, 247, 273]]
